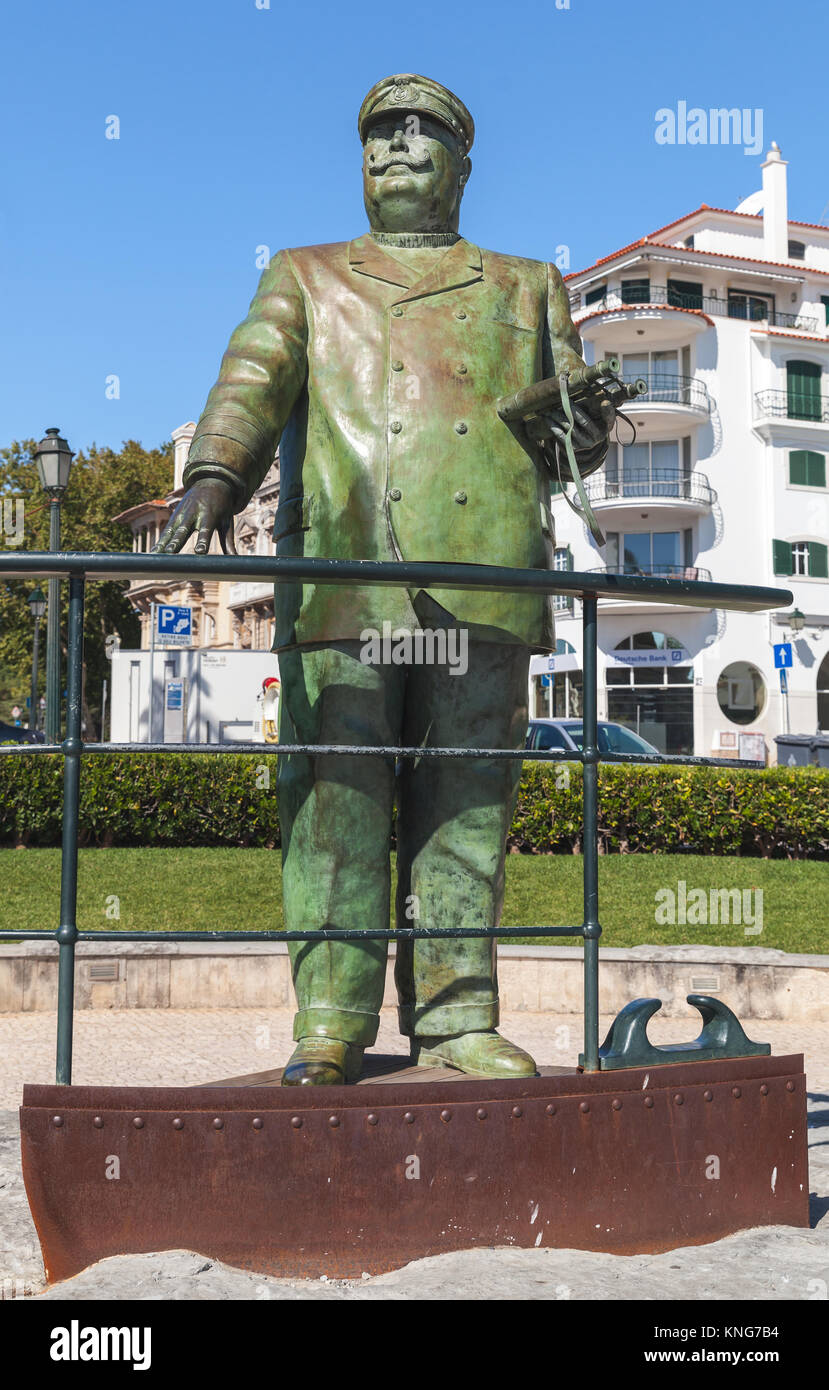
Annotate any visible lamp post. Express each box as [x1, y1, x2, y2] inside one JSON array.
[[34, 428, 74, 743], [27, 587, 47, 733], [789, 608, 805, 634]]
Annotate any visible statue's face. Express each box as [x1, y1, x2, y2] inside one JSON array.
[[362, 113, 470, 233]]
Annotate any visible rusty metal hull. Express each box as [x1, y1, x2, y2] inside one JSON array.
[[20, 1053, 809, 1285]]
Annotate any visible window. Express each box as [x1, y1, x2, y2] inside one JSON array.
[[772, 538, 829, 578], [606, 632, 693, 754], [819, 653, 829, 732], [620, 278, 651, 304], [717, 662, 766, 726], [606, 529, 693, 578], [667, 279, 703, 310], [787, 360, 822, 421], [822, 295, 829, 327], [533, 724, 570, 751], [728, 289, 774, 322], [604, 437, 691, 497], [553, 545, 573, 611], [788, 240, 806, 260], [789, 450, 826, 489], [585, 284, 607, 306]]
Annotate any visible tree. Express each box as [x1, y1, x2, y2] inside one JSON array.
[[0, 438, 173, 736]]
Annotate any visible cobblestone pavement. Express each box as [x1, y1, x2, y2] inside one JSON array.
[[1, 1008, 826, 1301]]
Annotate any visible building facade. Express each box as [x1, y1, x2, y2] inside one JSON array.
[[541, 143, 829, 760]]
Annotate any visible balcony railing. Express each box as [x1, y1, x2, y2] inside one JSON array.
[[622, 372, 711, 414], [754, 389, 829, 423], [574, 285, 820, 333], [584, 469, 717, 507], [591, 562, 713, 582]]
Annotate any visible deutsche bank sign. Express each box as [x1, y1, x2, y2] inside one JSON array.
[[155, 605, 192, 647]]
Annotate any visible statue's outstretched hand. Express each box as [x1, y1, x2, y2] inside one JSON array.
[[153, 478, 238, 556]]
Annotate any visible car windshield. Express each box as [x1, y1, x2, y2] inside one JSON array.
[[561, 723, 657, 755]]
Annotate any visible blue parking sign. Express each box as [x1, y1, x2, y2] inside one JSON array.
[[156, 604, 192, 644], [773, 643, 792, 669]]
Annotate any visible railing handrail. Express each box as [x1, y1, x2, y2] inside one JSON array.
[[754, 388, 829, 423], [584, 469, 717, 507], [573, 285, 820, 333], [589, 562, 713, 582], [0, 551, 781, 611], [0, 549, 791, 1081]]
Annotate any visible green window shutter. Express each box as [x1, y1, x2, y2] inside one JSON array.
[[565, 545, 574, 571], [787, 361, 822, 421], [821, 295, 829, 327], [773, 539, 793, 575], [809, 542, 828, 579], [789, 450, 826, 487]]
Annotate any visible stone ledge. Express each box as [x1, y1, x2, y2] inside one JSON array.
[[0, 940, 826, 1020]]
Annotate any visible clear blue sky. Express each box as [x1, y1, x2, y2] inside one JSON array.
[[2, 0, 826, 455]]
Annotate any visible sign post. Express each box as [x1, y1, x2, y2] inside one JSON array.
[[774, 643, 792, 737]]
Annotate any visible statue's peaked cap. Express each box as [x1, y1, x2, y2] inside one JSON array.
[[358, 74, 474, 153]]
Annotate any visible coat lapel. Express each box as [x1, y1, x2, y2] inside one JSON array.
[[348, 235, 483, 301]]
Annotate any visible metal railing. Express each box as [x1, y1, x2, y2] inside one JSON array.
[[584, 469, 717, 507], [591, 562, 713, 582], [574, 285, 820, 333], [755, 389, 829, 423], [620, 372, 711, 414], [0, 551, 790, 1080]]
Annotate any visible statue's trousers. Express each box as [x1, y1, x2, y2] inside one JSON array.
[[277, 637, 530, 1044]]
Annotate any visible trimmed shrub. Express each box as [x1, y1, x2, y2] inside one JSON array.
[[0, 754, 826, 859]]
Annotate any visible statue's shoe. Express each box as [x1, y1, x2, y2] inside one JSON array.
[[412, 1030, 538, 1079], [281, 1036, 364, 1086]]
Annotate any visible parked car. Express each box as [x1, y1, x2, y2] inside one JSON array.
[[525, 718, 660, 757], [0, 720, 45, 745]]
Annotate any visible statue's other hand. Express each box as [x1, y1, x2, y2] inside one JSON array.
[[153, 479, 238, 556], [542, 388, 616, 456]]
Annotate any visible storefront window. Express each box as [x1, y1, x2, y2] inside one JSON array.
[[606, 631, 694, 754]]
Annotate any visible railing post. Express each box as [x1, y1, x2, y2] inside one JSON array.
[[55, 573, 84, 1085], [581, 594, 601, 1072]]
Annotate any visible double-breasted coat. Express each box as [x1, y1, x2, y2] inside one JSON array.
[[183, 234, 591, 651]]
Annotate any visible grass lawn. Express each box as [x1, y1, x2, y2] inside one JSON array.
[[2, 848, 827, 954]]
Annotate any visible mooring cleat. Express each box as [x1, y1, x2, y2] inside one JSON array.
[[281, 1036, 365, 1086], [579, 994, 772, 1071], [412, 1029, 538, 1078]]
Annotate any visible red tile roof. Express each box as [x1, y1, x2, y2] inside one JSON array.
[[565, 204, 829, 282], [750, 328, 829, 342]]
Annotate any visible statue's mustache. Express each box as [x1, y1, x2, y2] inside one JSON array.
[[370, 154, 431, 176]]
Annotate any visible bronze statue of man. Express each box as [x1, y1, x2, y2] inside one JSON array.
[[156, 74, 612, 1084]]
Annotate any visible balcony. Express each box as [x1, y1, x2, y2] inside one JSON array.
[[583, 469, 717, 520], [754, 389, 829, 424], [590, 563, 712, 582], [619, 373, 712, 429], [574, 284, 819, 333]]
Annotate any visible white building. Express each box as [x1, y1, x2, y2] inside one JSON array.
[[541, 143, 829, 761]]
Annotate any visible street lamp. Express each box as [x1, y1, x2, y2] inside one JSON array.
[[27, 587, 47, 733], [34, 428, 74, 743], [788, 608, 805, 634]]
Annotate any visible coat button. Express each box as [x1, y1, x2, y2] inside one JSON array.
[[454, 490, 467, 504], [390, 420, 402, 433], [389, 488, 402, 501], [391, 360, 404, 372], [454, 421, 468, 434], [455, 310, 467, 320], [392, 306, 404, 317], [456, 363, 468, 374]]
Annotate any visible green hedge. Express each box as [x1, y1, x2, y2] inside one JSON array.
[[0, 754, 826, 858]]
